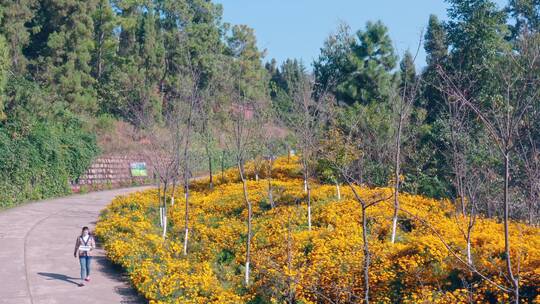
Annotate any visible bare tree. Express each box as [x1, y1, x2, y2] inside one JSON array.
[[343, 176, 391, 303], [175, 63, 202, 256], [394, 202, 515, 298], [223, 68, 263, 286], [437, 34, 540, 303], [323, 118, 391, 304], [441, 89, 481, 267], [288, 74, 324, 231], [143, 126, 180, 239], [198, 81, 218, 190], [264, 125, 286, 209], [390, 47, 422, 244]]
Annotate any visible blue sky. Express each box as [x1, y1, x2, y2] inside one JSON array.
[[214, 0, 508, 69]]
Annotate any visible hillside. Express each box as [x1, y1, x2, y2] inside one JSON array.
[[96, 157, 540, 304]]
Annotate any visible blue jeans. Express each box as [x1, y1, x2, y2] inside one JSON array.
[[79, 256, 91, 280]]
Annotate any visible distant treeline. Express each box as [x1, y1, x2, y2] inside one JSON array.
[[0, 0, 539, 227]]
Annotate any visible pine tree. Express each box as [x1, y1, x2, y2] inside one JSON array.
[[26, 0, 99, 114], [399, 51, 416, 91], [268, 58, 307, 118], [421, 15, 448, 123], [92, 0, 116, 81], [337, 20, 397, 105], [0, 0, 35, 74], [424, 14, 447, 66], [446, 0, 509, 73], [313, 22, 354, 99], [117, 1, 138, 58], [227, 24, 268, 101]]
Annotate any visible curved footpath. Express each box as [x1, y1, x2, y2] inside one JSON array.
[[0, 187, 152, 304]]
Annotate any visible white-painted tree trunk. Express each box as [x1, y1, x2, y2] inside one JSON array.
[[162, 215, 167, 239], [244, 261, 250, 285], [391, 216, 398, 243], [183, 227, 189, 255], [159, 206, 164, 227], [307, 185, 312, 231], [466, 237, 472, 265], [336, 181, 341, 200]]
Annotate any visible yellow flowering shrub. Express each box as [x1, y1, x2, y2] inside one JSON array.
[[96, 156, 540, 303]]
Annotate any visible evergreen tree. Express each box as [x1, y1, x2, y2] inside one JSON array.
[[424, 14, 448, 66], [508, 0, 540, 35], [446, 0, 510, 75], [336, 20, 397, 105], [0, 0, 35, 74], [92, 0, 117, 81], [184, 0, 224, 85], [399, 51, 416, 92], [422, 14, 448, 123], [116, 1, 138, 58], [313, 22, 354, 99], [105, 2, 164, 127], [26, 0, 99, 114], [227, 24, 268, 101], [268, 58, 308, 118]]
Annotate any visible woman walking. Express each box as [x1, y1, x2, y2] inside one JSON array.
[[73, 226, 95, 286]]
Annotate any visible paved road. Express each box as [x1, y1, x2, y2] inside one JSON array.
[[0, 187, 152, 304]]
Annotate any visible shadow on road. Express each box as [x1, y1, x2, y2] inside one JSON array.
[[37, 272, 82, 286], [93, 256, 145, 303]]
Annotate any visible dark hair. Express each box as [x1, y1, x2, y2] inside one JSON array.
[[81, 226, 90, 236]]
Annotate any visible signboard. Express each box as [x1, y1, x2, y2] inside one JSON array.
[[79, 245, 91, 252], [130, 162, 148, 177]]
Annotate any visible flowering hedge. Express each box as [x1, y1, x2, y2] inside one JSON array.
[[96, 157, 540, 303]]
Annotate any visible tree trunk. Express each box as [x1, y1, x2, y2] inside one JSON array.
[[459, 179, 466, 215], [171, 179, 176, 206], [465, 188, 476, 266], [182, 93, 195, 255], [162, 183, 168, 239], [303, 161, 312, 230], [362, 205, 370, 304], [466, 226, 473, 265], [96, 32, 104, 79], [528, 183, 535, 225], [287, 146, 291, 162], [345, 180, 373, 304], [206, 143, 213, 189], [503, 152, 519, 304], [221, 150, 225, 182], [183, 184, 189, 255], [157, 179, 162, 226], [159, 206, 163, 228], [162, 214, 168, 239], [268, 159, 275, 208], [307, 184, 312, 231], [391, 117, 403, 244], [238, 161, 252, 286], [268, 178, 274, 208]]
